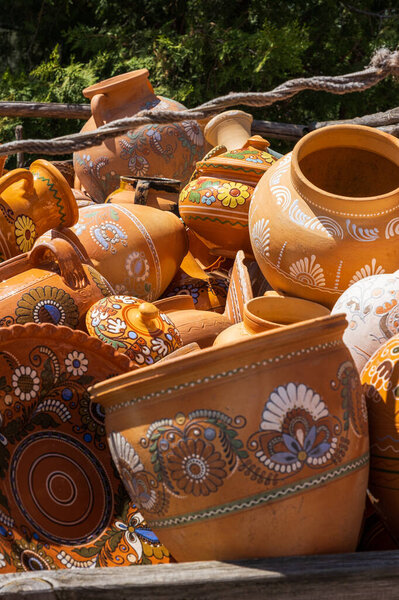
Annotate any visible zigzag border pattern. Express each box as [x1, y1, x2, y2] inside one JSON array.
[[186, 215, 248, 228], [32, 174, 66, 226]]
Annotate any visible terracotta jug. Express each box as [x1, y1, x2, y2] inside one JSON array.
[[179, 111, 276, 257], [55, 203, 188, 301], [105, 175, 180, 214], [331, 270, 399, 374], [86, 295, 183, 367], [361, 334, 399, 542], [0, 237, 113, 329], [0, 160, 78, 261], [73, 69, 206, 202], [91, 313, 369, 561], [249, 124, 399, 308], [214, 295, 330, 346]]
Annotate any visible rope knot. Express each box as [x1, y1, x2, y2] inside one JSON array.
[[369, 47, 399, 76]]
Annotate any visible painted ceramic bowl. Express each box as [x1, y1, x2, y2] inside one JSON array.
[[92, 313, 369, 562], [0, 324, 172, 573], [86, 295, 183, 367]]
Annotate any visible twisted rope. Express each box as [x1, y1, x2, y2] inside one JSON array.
[[0, 47, 398, 156]]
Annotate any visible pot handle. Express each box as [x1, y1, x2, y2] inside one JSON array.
[[0, 168, 35, 196], [91, 93, 107, 128], [30, 238, 90, 290]]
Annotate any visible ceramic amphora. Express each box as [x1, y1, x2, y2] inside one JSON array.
[[332, 270, 399, 374], [179, 111, 276, 257], [249, 124, 399, 308], [73, 69, 205, 202], [0, 160, 78, 261], [214, 295, 330, 346], [361, 334, 399, 541], [91, 313, 369, 562], [0, 237, 113, 329]]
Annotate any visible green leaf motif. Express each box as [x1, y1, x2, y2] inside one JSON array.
[[189, 191, 201, 204]]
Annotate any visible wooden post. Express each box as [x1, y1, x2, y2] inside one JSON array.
[[15, 125, 24, 168]]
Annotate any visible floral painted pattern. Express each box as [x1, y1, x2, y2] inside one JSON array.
[[15, 286, 79, 328], [14, 215, 36, 252], [217, 182, 250, 209]]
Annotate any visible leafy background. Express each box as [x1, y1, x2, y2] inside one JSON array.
[[0, 0, 398, 165]]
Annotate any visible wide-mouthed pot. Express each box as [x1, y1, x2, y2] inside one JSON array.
[[91, 313, 369, 562], [249, 124, 399, 308]]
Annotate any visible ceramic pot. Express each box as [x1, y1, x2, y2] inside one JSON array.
[[0, 323, 173, 573], [73, 69, 205, 202], [214, 295, 330, 346], [0, 237, 114, 329], [249, 124, 399, 308], [91, 313, 369, 561], [179, 111, 276, 257], [361, 334, 399, 541], [163, 269, 229, 313], [0, 160, 78, 261], [331, 270, 399, 374], [86, 295, 183, 367], [105, 176, 180, 214], [61, 203, 188, 301]]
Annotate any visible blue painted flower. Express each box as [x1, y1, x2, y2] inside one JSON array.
[[201, 192, 216, 206], [270, 425, 331, 470], [245, 157, 263, 163]]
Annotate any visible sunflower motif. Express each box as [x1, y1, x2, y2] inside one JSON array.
[[64, 350, 88, 376], [15, 286, 80, 327], [12, 365, 40, 401], [14, 215, 36, 252], [217, 182, 250, 209]]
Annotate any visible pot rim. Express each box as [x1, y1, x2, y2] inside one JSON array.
[[90, 312, 347, 410], [291, 124, 399, 209], [244, 295, 330, 332], [83, 69, 153, 99]]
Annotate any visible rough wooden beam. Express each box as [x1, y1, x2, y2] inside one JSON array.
[[251, 119, 306, 141], [0, 101, 91, 120]]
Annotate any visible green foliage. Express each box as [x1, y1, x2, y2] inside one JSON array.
[[0, 0, 398, 164]]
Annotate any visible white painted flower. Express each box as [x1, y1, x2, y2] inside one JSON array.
[[64, 351, 88, 376], [181, 120, 204, 146], [125, 251, 150, 282], [12, 366, 40, 401], [348, 258, 385, 287], [151, 337, 168, 357], [107, 317, 127, 334], [108, 432, 144, 474], [251, 218, 270, 258], [289, 254, 326, 287]]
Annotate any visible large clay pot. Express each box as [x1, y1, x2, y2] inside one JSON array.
[[0, 237, 114, 329], [91, 313, 369, 561], [214, 295, 330, 346], [59, 203, 188, 301], [105, 175, 180, 214], [332, 270, 399, 374], [361, 334, 399, 541], [0, 160, 78, 261], [179, 111, 276, 257], [249, 124, 399, 308], [73, 69, 205, 202]]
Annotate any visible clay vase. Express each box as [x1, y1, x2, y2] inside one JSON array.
[[0, 237, 113, 329], [361, 334, 399, 541], [331, 270, 399, 374], [105, 176, 180, 214], [86, 295, 183, 367], [179, 111, 277, 257], [214, 295, 330, 346], [249, 124, 399, 309], [73, 69, 206, 202], [60, 203, 188, 301], [0, 160, 78, 261], [91, 313, 369, 561]]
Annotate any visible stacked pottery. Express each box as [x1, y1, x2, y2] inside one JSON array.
[[105, 175, 181, 214], [91, 313, 369, 561], [249, 125, 399, 308], [73, 69, 205, 202]]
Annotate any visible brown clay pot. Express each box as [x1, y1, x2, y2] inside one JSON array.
[[73, 69, 205, 202], [105, 176, 180, 214], [92, 313, 369, 561], [0, 237, 113, 329], [249, 124, 399, 308]]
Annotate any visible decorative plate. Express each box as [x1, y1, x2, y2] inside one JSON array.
[[0, 324, 172, 573]]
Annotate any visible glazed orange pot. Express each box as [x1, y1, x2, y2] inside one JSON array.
[[59, 203, 188, 301], [92, 313, 369, 562], [179, 111, 276, 257], [214, 295, 330, 346], [249, 124, 399, 308], [0, 237, 114, 329], [0, 160, 78, 261], [73, 69, 205, 202], [105, 176, 180, 214]]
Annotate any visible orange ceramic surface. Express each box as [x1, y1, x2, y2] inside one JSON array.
[[361, 334, 399, 540], [163, 269, 229, 313], [0, 324, 172, 573], [0, 237, 114, 329], [249, 124, 399, 308], [0, 160, 78, 261], [105, 175, 180, 213], [73, 69, 205, 202], [92, 313, 369, 561], [86, 295, 182, 367]]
